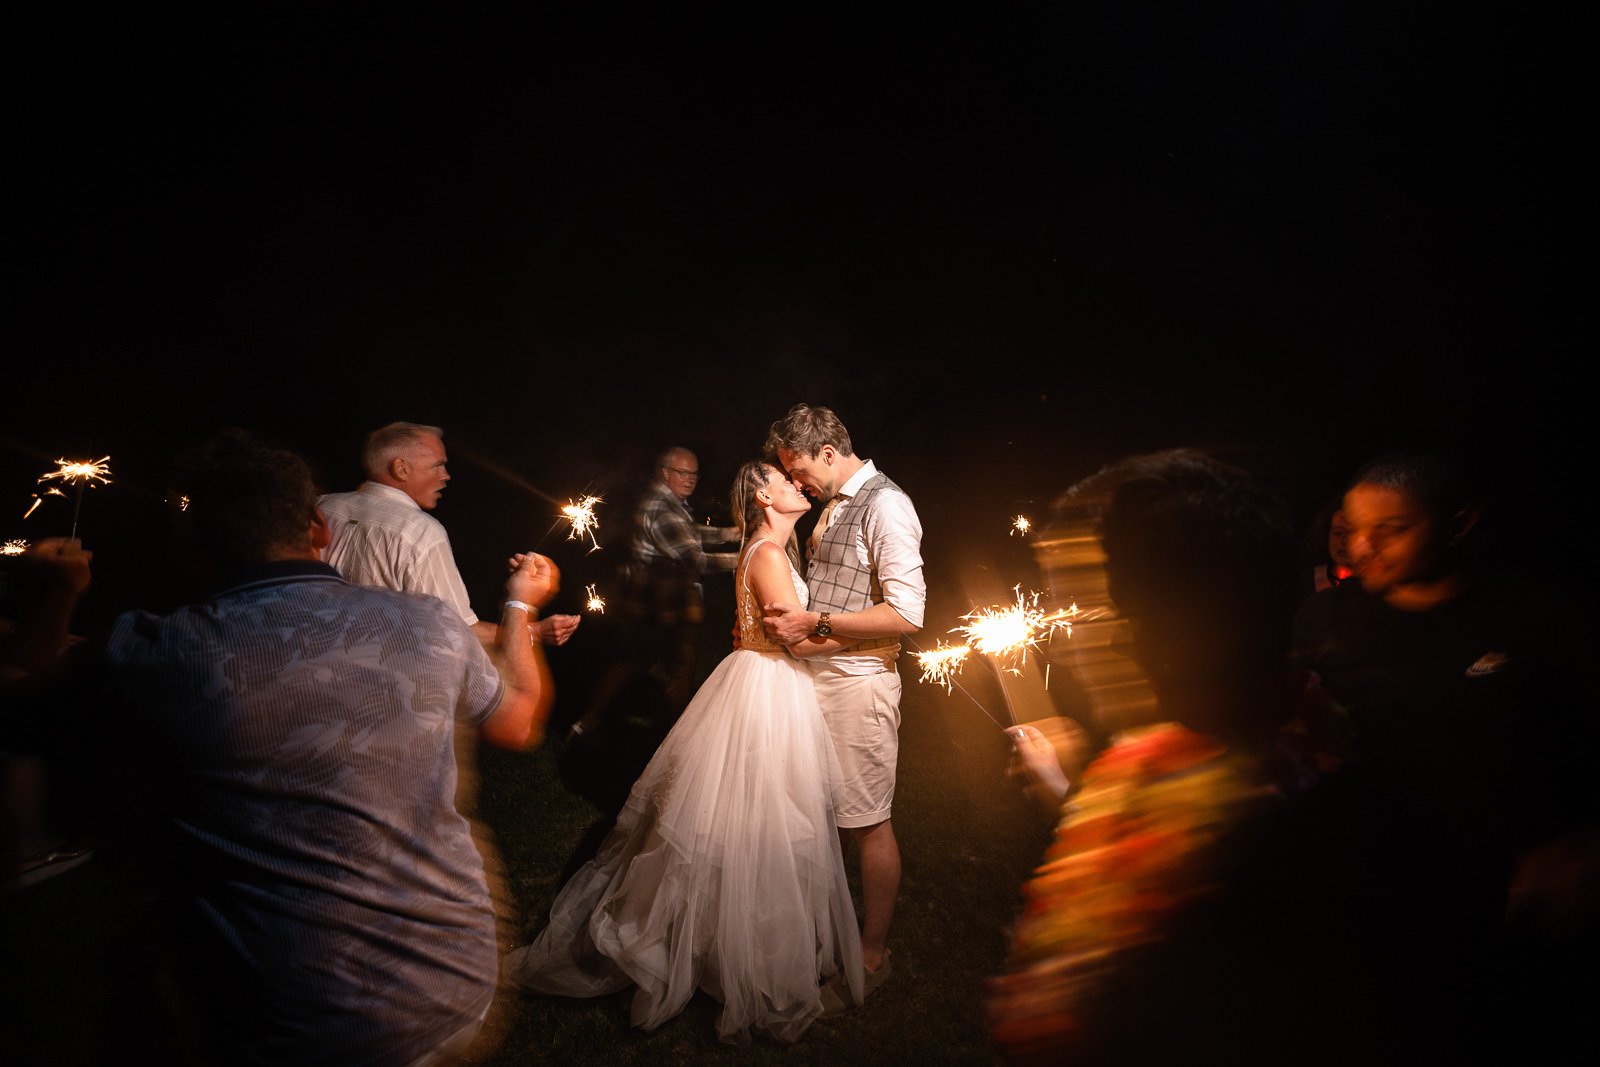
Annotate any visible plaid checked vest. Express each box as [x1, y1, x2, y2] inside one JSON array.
[[806, 471, 903, 654]]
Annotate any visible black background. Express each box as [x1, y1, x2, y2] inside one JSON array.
[[9, 4, 1585, 623]]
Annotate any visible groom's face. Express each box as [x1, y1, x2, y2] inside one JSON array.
[[777, 446, 836, 503]]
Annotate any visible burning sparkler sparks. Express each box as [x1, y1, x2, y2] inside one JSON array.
[[561, 495, 602, 551], [585, 584, 606, 613], [1011, 515, 1031, 536], [2, 539, 29, 556], [40, 457, 113, 488], [39, 456, 113, 539], [915, 642, 971, 693], [953, 586, 1077, 674]]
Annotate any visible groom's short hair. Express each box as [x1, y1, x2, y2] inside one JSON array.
[[765, 404, 855, 460]]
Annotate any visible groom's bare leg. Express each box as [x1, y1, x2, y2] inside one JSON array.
[[851, 819, 900, 974]]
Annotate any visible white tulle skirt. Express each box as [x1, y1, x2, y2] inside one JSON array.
[[504, 648, 864, 1044]]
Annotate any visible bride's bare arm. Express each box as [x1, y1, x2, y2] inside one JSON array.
[[744, 543, 850, 657]]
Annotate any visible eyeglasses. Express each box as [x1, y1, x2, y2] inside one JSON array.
[[665, 467, 699, 479]]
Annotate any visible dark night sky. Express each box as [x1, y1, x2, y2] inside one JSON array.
[[9, 5, 1585, 619]]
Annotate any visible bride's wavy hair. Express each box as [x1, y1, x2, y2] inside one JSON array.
[[730, 460, 801, 568]]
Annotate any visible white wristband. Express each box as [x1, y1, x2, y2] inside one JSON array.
[[504, 600, 534, 615]]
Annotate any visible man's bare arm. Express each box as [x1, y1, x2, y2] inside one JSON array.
[[764, 601, 917, 649], [479, 553, 558, 750]]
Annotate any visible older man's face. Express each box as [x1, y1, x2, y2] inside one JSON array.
[[660, 453, 700, 501], [402, 434, 451, 510]]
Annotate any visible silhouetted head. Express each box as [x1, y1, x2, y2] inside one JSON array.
[[1066, 449, 1300, 738]]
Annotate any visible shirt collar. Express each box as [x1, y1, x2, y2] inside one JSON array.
[[216, 559, 346, 598], [837, 458, 877, 500], [358, 480, 422, 511]]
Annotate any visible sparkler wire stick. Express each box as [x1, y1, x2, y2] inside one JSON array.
[[904, 635, 1017, 734]]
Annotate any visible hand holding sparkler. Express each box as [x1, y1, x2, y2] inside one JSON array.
[[1008, 722, 1076, 802], [22, 537, 95, 595]]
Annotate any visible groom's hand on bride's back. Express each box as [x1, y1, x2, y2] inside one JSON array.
[[762, 603, 814, 646]]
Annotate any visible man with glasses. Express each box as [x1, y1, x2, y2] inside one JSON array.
[[570, 449, 738, 741]]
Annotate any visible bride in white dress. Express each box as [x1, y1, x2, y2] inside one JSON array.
[[503, 460, 864, 1044]]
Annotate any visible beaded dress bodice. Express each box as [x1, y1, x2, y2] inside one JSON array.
[[735, 539, 808, 654]]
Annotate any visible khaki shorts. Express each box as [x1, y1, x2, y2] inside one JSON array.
[[811, 666, 902, 829]]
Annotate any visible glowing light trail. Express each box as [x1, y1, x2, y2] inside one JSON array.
[[2, 539, 28, 555], [585, 584, 606, 613]]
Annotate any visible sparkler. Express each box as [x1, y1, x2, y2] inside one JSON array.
[[585, 583, 606, 613], [561, 495, 602, 551], [1011, 515, 1031, 536], [914, 642, 970, 693], [953, 586, 1076, 676], [39, 456, 113, 539], [2, 539, 29, 555]]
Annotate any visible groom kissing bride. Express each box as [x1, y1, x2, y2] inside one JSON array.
[[505, 404, 924, 1044]]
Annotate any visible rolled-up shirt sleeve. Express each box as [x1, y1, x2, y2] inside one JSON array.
[[862, 489, 926, 629]]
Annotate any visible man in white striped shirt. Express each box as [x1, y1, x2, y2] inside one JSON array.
[[319, 422, 579, 646]]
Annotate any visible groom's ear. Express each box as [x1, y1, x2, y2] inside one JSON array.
[[819, 445, 835, 465]]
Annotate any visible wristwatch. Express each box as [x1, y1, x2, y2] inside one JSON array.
[[812, 612, 832, 637]]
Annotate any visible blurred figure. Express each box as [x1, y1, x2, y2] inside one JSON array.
[[568, 447, 737, 739], [1307, 501, 1355, 592], [1, 539, 94, 891], [96, 432, 557, 1064], [1295, 452, 1599, 1042], [992, 450, 1492, 1065], [1295, 454, 1594, 886]]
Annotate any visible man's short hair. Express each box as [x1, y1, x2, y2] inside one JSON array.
[[178, 431, 320, 570], [1348, 451, 1475, 524], [656, 447, 695, 471], [363, 422, 444, 480], [763, 404, 854, 460]]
